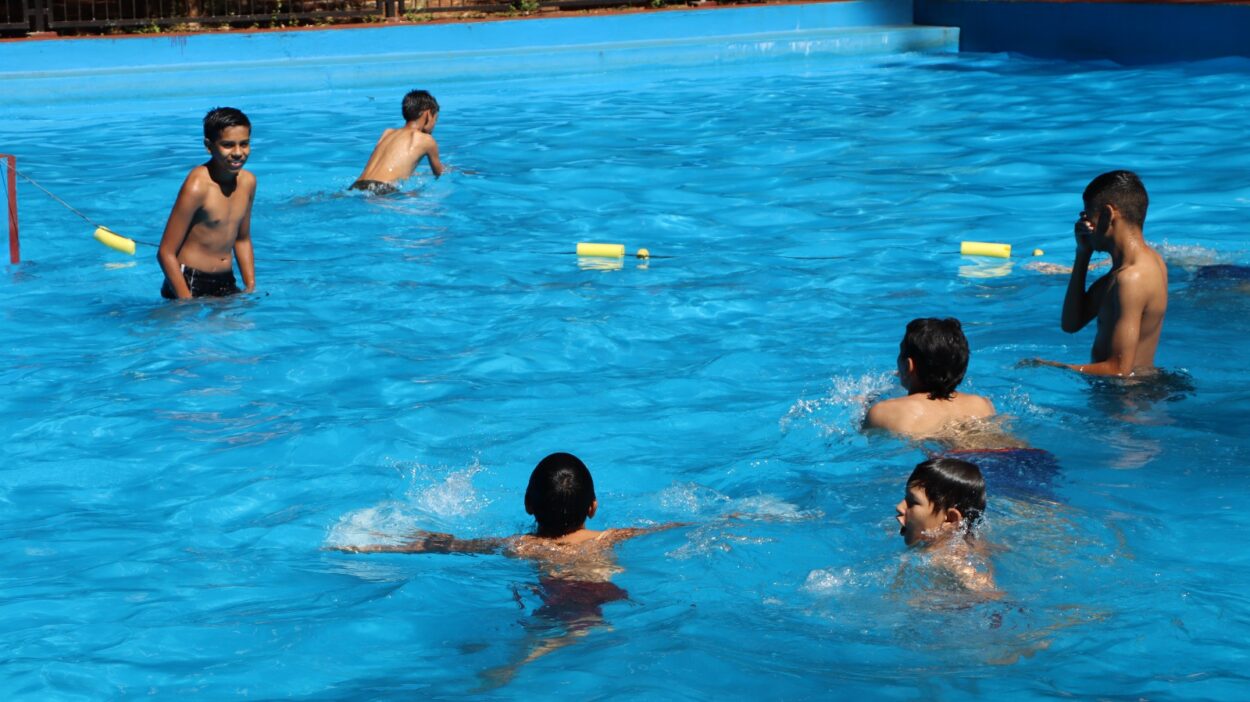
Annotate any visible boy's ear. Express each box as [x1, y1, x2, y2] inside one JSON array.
[[587, 499, 598, 520], [905, 357, 916, 376], [524, 497, 534, 516], [943, 507, 963, 526]]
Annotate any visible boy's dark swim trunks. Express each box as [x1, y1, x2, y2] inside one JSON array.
[[161, 265, 242, 299], [349, 179, 400, 195], [945, 447, 1060, 498]]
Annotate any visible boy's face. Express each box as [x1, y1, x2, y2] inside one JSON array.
[[204, 125, 251, 174], [896, 484, 948, 546]]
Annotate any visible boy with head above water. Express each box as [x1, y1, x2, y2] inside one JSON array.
[[1027, 170, 1167, 376], [157, 107, 256, 300], [864, 318, 997, 442], [350, 89, 444, 194], [336, 452, 684, 685], [896, 457, 995, 593]]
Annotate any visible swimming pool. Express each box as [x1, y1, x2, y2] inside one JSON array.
[[3, 26, 1250, 701]]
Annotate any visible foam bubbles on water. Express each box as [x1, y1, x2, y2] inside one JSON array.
[[326, 502, 420, 549], [1158, 240, 1225, 269], [326, 461, 493, 549], [658, 483, 823, 560], [780, 371, 895, 437], [801, 567, 857, 594], [407, 460, 492, 518], [658, 483, 822, 522]]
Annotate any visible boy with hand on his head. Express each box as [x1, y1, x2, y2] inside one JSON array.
[[157, 107, 256, 300], [895, 457, 996, 593], [1026, 170, 1168, 376], [350, 89, 444, 193], [864, 318, 997, 441]]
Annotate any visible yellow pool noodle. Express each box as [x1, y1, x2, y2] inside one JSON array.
[[960, 241, 1011, 259], [94, 227, 136, 255], [577, 242, 625, 258]]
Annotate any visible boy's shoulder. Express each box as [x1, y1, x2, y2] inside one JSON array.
[[866, 395, 923, 427], [952, 391, 995, 415]]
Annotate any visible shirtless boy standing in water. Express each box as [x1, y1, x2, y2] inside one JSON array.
[[350, 89, 444, 193], [337, 452, 683, 685], [1028, 170, 1168, 376], [157, 107, 256, 300]]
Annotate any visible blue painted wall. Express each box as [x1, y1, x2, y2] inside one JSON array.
[[916, 0, 1250, 63], [0, 0, 914, 72]]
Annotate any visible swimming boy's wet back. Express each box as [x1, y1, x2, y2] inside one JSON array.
[[335, 452, 683, 684], [350, 89, 445, 193], [864, 318, 997, 443], [895, 457, 995, 593], [1028, 170, 1168, 376], [157, 107, 256, 300]]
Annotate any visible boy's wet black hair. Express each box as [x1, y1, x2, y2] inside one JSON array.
[[1084, 170, 1149, 228], [402, 90, 440, 122], [907, 457, 985, 528], [902, 317, 970, 400], [203, 107, 251, 142], [525, 452, 595, 536]]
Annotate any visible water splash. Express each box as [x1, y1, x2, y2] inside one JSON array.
[[780, 371, 895, 437], [326, 461, 494, 548], [408, 460, 492, 519]]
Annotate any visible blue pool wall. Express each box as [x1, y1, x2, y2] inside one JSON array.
[[915, 0, 1250, 64], [0, 0, 961, 101], [0, 0, 916, 72], [1, 0, 1247, 81]]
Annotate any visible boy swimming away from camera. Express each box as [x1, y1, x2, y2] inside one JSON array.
[[336, 452, 683, 684], [350, 89, 444, 194], [896, 457, 996, 593], [157, 107, 256, 300], [864, 318, 1000, 443]]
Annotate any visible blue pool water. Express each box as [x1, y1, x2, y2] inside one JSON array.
[[3, 41, 1250, 699]]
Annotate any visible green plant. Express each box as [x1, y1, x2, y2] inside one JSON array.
[[510, 0, 540, 15]]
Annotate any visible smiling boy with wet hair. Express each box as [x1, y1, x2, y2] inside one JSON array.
[[157, 106, 256, 300], [864, 318, 996, 440]]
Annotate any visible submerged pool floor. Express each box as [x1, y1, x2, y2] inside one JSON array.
[[2, 29, 1249, 701]]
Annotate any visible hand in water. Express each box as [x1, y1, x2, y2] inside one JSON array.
[[1018, 358, 1065, 369]]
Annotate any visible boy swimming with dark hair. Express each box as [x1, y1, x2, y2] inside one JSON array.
[[864, 318, 997, 441], [350, 89, 444, 193], [157, 107, 256, 300], [895, 457, 995, 592], [337, 452, 683, 684]]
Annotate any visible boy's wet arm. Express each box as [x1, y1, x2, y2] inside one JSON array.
[[426, 139, 444, 177], [156, 175, 208, 299], [1060, 261, 1107, 333], [234, 183, 256, 291]]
